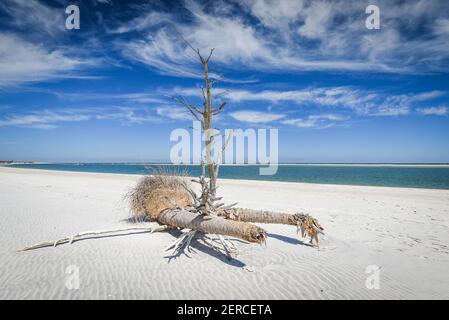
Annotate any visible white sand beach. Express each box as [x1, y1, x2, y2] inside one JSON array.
[[0, 167, 448, 300]]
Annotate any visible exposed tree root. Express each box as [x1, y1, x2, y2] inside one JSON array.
[[163, 229, 239, 259], [164, 229, 197, 255], [218, 235, 238, 257]]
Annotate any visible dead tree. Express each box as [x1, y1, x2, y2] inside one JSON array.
[[19, 42, 323, 256], [18, 46, 267, 257], [174, 40, 226, 212], [172, 43, 324, 247]]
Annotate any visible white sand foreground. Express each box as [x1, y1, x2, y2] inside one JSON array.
[[0, 167, 448, 299]]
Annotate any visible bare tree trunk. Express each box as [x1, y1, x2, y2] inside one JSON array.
[[219, 208, 299, 225], [202, 55, 218, 199], [174, 42, 219, 205], [218, 208, 324, 245], [158, 209, 266, 244]]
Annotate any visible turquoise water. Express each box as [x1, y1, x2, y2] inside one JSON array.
[[5, 163, 449, 189]]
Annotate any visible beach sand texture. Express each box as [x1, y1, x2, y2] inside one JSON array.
[[0, 167, 448, 299]]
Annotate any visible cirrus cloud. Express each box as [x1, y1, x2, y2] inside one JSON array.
[[416, 106, 448, 116], [0, 33, 98, 88], [115, 0, 449, 77], [229, 110, 286, 123]]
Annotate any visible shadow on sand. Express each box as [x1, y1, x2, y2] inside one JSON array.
[[267, 233, 315, 247], [123, 217, 248, 268], [164, 228, 246, 268]]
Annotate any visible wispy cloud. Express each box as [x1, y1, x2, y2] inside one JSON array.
[[95, 108, 159, 124], [155, 106, 191, 121], [2, 0, 448, 89], [416, 106, 448, 116], [0, 0, 104, 88], [227, 109, 347, 129], [0, 110, 91, 129], [309, 114, 349, 121], [115, 0, 449, 76], [0, 33, 98, 87], [169, 86, 445, 117], [43, 85, 445, 130], [0, 0, 65, 37], [281, 118, 320, 128], [229, 110, 286, 123], [0, 103, 197, 129], [282, 113, 349, 129], [52, 91, 167, 104]]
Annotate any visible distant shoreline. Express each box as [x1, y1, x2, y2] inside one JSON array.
[[0, 162, 46, 166], [3, 163, 449, 190], [3, 162, 449, 168], [2, 166, 449, 192]]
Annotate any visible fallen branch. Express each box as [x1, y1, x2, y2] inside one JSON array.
[[18, 225, 169, 252]]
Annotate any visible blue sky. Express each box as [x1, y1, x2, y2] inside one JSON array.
[[0, 0, 448, 163]]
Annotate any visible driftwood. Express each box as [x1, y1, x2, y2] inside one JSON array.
[[18, 225, 169, 252]]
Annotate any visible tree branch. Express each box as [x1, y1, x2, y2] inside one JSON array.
[[205, 48, 215, 63], [174, 96, 204, 124], [212, 102, 226, 115]]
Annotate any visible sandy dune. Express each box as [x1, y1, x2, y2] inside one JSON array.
[[0, 167, 448, 299]]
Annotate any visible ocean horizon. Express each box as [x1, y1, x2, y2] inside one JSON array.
[[5, 163, 449, 190]]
